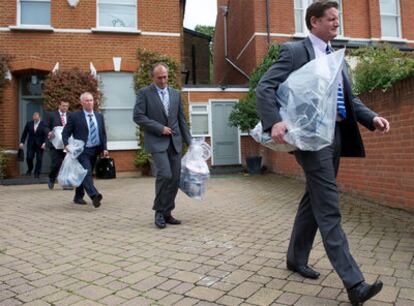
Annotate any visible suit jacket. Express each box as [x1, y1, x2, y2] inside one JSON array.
[[256, 37, 377, 157], [62, 110, 107, 153], [133, 84, 192, 153], [45, 110, 72, 131], [20, 120, 47, 148]]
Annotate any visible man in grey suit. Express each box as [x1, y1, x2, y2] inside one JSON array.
[[134, 63, 192, 229], [256, 1, 389, 305]]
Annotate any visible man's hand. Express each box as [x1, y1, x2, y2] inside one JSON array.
[[19, 143, 24, 149], [48, 131, 55, 139], [103, 150, 109, 157], [373, 116, 390, 134], [271, 122, 288, 144], [41, 143, 46, 150], [64, 145, 70, 153], [162, 126, 172, 135]]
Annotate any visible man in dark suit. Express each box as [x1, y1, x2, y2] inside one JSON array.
[[62, 92, 108, 208], [19, 112, 47, 178], [256, 1, 390, 305], [134, 62, 192, 229], [45, 100, 71, 189]]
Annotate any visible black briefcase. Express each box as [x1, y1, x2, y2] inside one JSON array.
[[95, 157, 116, 179], [17, 149, 24, 162]]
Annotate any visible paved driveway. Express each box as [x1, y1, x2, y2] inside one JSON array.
[[0, 174, 413, 306]]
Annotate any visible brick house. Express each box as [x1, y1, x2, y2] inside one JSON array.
[[206, 0, 414, 211], [214, 0, 414, 85], [0, 0, 186, 176]]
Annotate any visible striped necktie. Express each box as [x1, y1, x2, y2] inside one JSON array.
[[88, 114, 98, 146], [326, 46, 346, 119], [160, 89, 169, 116]]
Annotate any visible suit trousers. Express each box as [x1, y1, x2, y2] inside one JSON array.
[[49, 147, 65, 181], [75, 146, 99, 200], [151, 141, 181, 216], [287, 123, 364, 289], [26, 145, 43, 175]]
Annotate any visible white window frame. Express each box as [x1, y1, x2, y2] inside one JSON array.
[[379, 0, 402, 40], [96, 0, 138, 32], [98, 73, 138, 151], [294, 0, 344, 37], [190, 103, 210, 137], [17, 0, 51, 27]]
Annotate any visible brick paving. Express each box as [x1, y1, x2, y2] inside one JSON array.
[[0, 174, 413, 306]]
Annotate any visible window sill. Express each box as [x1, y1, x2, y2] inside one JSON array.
[[91, 27, 141, 34], [292, 32, 307, 39], [333, 36, 350, 42], [380, 37, 407, 43], [107, 141, 138, 150], [9, 25, 54, 32]]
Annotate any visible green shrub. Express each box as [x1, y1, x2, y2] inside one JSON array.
[[43, 68, 101, 111], [0, 148, 8, 179], [351, 44, 414, 95], [229, 44, 281, 132]]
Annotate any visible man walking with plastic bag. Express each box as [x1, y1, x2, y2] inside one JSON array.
[[62, 92, 108, 208], [256, 1, 389, 305], [134, 63, 192, 229]]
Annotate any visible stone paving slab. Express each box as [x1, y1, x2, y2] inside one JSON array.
[[0, 174, 413, 306]]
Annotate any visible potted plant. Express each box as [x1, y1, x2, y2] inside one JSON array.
[[0, 147, 9, 179], [229, 44, 281, 174], [134, 129, 153, 176]]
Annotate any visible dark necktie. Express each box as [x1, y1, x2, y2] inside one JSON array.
[[326, 45, 346, 119]]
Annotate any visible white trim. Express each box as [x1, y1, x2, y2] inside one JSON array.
[[54, 28, 91, 33], [209, 99, 241, 166], [91, 27, 141, 34], [0, 26, 180, 37], [17, 0, 51, 27], [9, 25, 53, 31], [107, 141, 138, 150], [380, 37, 408, 43], [141, 31, 180, 37], [379, 0, 402, 39], [182, 87, 249, 92]]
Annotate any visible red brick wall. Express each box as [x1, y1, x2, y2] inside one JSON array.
[[264, 77, 414, 212]]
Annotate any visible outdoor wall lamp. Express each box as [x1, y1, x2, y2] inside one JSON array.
[[67, 0, 80, 8]]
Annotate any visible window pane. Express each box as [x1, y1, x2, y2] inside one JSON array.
[[99, 4, 136, 28], [380, 0, 398, 15], [294, 0, 302, 9], [381, 16, 399, 37], [100, 73, 135, 108], [99, 73, 137, 142], [294, 10, 304, 33], [102, 109, 136, 141], [21, 2, 50, 25], [191, 114, 209, 135], [192, 105, 207, 112]]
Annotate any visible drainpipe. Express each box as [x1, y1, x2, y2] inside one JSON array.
[[221, 5, 250, 81], [265, 0, 271, 47]]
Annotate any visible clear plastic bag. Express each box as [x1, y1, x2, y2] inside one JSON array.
[[253, 49, 345, 152], [50, 126, 73, 150], [57, 138, 87, 187], [250, 122, 296, 152], [179, 138, 211, 200]]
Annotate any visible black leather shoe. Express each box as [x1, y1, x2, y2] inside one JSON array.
[[73, 198, 87, 205], [347, 281, 383, 306], [34, 174, 40, 178], [165, 215, 181, 225], [92, 193, 102, 208], [155, 211, 166, 229], [287, 262, 320, 279], [48, 179, 55, 190]]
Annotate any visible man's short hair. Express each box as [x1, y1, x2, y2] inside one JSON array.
[[60, 100, 69, 105], [80, 92, 93, 102], [150, 62, 169, 77], [305, 0, 339, 31]]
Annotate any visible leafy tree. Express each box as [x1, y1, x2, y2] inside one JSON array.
[[43, 68, 101, 111], [0, 53, 12, 105], [229, 44, 281, 132], [194, 25, 215, 38]]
